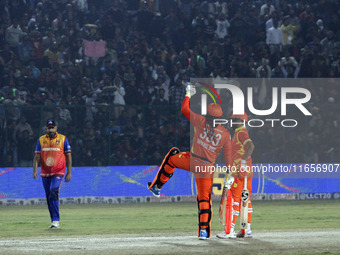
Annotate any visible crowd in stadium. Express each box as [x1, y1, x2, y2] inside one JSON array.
[[0, 0, 339, 166]]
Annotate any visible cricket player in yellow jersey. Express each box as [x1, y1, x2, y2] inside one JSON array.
[[148, 84, 233, 240], [217, 113, 255, 239], [33, 120, 72, 229]]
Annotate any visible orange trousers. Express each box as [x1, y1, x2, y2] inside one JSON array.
[[230, 177, 253, 229], [155, 151, 214, 237]]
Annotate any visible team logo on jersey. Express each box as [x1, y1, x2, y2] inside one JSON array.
[[56, 140, 60, 145], [46, 157, 55, 166]]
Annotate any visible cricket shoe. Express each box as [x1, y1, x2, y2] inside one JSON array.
[[147, 182, 161, 197], [49, 221, 60, 229], [216, 230, 236, 239], [237, 230, 252, 238], [198, 229, 209, 240]]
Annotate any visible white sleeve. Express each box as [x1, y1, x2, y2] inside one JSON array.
[[119, 87, 126, 96]]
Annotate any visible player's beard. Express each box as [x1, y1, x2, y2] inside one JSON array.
[[48, 130, 56, 138], [205, 115, 215, 128]]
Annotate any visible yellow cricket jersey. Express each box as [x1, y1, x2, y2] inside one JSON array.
[[35, 132, 71, 177]]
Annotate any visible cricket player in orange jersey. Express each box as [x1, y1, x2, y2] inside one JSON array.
[[148, 84, 232, 240], [217, 113, 255, 239]]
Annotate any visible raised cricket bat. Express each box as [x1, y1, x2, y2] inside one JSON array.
[[240, 176, 249, 230]]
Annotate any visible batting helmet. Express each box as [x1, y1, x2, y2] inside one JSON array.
[[207, 104, 223, 117], [230, 113, 248, 122]]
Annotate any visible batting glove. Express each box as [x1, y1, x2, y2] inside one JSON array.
[[223, 174, 234, 189], [185, 83, 196, 98]]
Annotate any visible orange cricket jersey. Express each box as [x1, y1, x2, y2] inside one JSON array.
[[181, 96, 232, 166], [231, 126, 253, 177], [35, 132, 71, 177]]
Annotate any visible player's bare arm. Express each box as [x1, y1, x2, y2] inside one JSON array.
[[238, 140, 255, 178], [65, 152, 72, 182], [243, 140, 255, 161], [33, 154, 40, 179]]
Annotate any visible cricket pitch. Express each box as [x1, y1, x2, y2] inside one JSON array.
[[1, 230, 340, 255]]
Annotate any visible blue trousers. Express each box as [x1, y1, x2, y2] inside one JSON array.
[[42, 177, 63, 222]]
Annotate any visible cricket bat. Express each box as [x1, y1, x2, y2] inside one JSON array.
[[240, 176, 249, 230], [224, 188, 232, 234], [219, 184, 232, 235], [219, 186, 227, 225]]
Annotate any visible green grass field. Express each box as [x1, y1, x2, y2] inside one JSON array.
[[0, 200, 339, 238]]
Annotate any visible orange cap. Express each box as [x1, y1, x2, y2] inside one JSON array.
[[207, 104, 223, 117]]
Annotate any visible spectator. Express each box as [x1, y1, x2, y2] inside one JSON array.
[[113, 75, 126, 118], [203, 14, 216, 40], [192, 12, 205, 30], [320, 31, 336, 57], [16, 78, 30, 103], [44, 41, 61, 66], [316, 19, 324, 33], [17, 35, 32, 62], [230, 9, 247, 42], [120, 136, 135, 164], [5, 19, 26, 50], [76, 0, 89, 13], [124, 80, 138, 105], [215, 13, 230, 41], [169, 76, 186, 106], [30, 30, 44, 60], [13, 115, 33, 142], [280, 16, 299, 45], [278, 51, 299, 78], [260, 0, 275, 17], [265, 11, 281, 32], [137, 81, 151, 105], [152, 88, 168, 105], [1, 42, 14, 66], [266, 19, 284, 54], [106, 120, 121, 136], [256, 58, 271, 78], [137, 1, 154, 34]]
